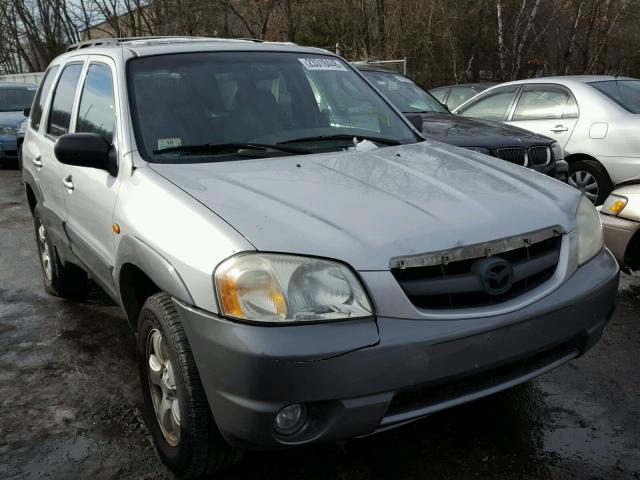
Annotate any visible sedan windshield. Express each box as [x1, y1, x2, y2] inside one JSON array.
[[589, 80, 640, 114], [128, 52, 419, 162], [0, 86, 37, 112], [361, 70, 448, 114]]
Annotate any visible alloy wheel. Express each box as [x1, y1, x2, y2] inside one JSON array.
[[568, 170, 599, 203], [37, 222, 53, 281], [147, 328, 181, 447]]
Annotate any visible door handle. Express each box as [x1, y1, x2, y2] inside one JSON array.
[[32, 155, 42, 168], [62, 175, 74, 191], [550, 125, 568, 133]]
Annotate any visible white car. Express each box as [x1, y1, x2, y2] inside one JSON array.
[[453, 76, 640, 204]]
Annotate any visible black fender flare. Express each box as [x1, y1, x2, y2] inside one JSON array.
[[114, 235, 195, 306]]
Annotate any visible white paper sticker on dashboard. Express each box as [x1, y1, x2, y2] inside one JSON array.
[[298, 58, 348, 71], [157, 137, 182, 150]]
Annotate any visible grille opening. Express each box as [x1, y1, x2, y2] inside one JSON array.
[[495, 148, 526, 166], [386, 337, 578, 419], [528, 146, 551, 167], [392, 236, 561, 309]]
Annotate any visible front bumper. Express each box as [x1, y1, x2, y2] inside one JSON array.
[[600, 212, 640, 269], [0, 137, 18, 161], [177, 249, 619, 449]]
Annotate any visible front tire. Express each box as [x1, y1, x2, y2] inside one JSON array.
[[568, 159, 612, 205], [33, 210, 88, 299], [137, 293, 240, 478]]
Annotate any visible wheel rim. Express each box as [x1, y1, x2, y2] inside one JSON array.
[[37, 222, 53, 281], [147, 328, 181, 447], [568, 170, 599, 203]]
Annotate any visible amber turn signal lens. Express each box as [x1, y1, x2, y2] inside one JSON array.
[[609, 200, 626, 213], [112, 223, 120, 234]]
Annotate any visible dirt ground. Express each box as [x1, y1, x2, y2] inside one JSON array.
[[1, 167, 639, 480]]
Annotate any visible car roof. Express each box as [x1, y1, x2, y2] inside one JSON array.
[[497, 75, 636, 87], [57, 36, 332, 61], [431, 83, 496, 90]]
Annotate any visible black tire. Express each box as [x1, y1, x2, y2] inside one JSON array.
[[137, 293, 241, 478], [568, 159, 612, 206], [33, 210, 89, 299], [17, 143, 23, 171]]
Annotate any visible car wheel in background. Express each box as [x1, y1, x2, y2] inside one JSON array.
[[568, 159, 612, 205], [33, 209, 89, 299], [137, 293, 241, 478], [17, 144, 23, 171]]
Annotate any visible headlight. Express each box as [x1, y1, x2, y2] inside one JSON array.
[[601, 194, 628, 216], [576, 195, 604, 265], [551, 141, 564, 161], [214, 253, 373, 322], [0, 125, 17, 135], [464, 147, 491, 155]]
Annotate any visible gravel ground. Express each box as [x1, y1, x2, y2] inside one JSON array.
[[1, 167, 639, 480]]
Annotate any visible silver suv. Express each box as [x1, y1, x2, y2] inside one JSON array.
[[22, 37, 619, 477]]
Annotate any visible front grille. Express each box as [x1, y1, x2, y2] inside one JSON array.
[[495, 148, 526, 166], [495, 146, 551, 168], [528, 146, 551, 167], [391, 230, 561, 309]]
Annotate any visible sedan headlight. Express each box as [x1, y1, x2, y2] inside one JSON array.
[[0, 125, 17, 135], [576, 195, 604, 265], [550, 141, 564, 162], [601, 194, 628, 216], [215, 253, 373, 322]]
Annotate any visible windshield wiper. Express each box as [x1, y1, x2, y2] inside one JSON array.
[[278, 134, 401, 146], [153, 142, 311, 155]]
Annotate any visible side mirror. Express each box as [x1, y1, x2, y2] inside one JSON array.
[[23, 107, 30, 117], [54, 133, 117, 176], [405, 113, 424, 131]]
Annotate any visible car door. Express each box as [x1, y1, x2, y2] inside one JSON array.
[[456, 85, 520, 121], [61, 57, 121, 295], [507, 83, 579, 148], [31, 62, 84, 248]]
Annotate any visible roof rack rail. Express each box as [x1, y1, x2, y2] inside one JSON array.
[[65, 36, 210, 52]]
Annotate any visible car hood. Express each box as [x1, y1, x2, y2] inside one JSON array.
[[0, 111, 26, 128], [416, 113, 553, 148], [150, 141, 580, 271]]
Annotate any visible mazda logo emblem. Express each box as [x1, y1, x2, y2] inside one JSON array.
[[472, 257, 515, 296]]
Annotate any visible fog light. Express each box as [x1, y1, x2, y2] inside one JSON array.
[[274, 403, 307, 435]]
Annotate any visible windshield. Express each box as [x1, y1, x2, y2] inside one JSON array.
[[589, 80, 640, 114], [360, 70, 448, 114], [128, 52, 419, 162], [0, 86, 37, 112]]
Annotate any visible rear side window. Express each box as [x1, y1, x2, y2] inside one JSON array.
[[589, 80, 640, 114], [429, 88, 448, 103], [458, 86, 518, 121], [76, 63, 116, 143], [512, 85, 578, 121], [448, 86, 477, 110], [30, 66, 59, 130], [47, 63, 83, 138]]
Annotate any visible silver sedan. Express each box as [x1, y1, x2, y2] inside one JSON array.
[[600, 184, 640, 272], [454, 76, 640, 205]]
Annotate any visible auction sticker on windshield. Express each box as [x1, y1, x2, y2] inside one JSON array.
[[158, 137, 182, 150], [299, 58, 348, 71]]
